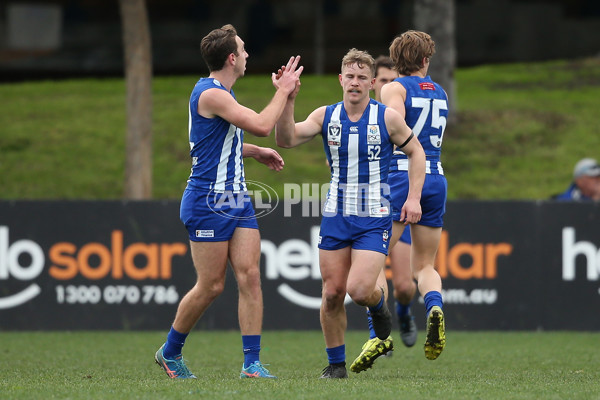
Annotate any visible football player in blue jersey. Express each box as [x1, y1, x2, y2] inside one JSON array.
[[154, 24, 303, 380], [274, 48, 426, 378], [381, 30, 449, 361], [350, 55, 419, 373]]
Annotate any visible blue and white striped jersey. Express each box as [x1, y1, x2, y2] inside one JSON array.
[[321, 99, 394, 217], [389, 75, 448, 175], [186, 78, 247, 193]]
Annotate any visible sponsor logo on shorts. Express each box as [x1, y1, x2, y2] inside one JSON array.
[[196, 230, 214, 238], [370, 206, 389, 216]]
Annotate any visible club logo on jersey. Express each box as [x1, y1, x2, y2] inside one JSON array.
[[367, 125, 381, 144], [349, 126, 358, 133], [327, 123, 341, 147], [419, 82, 435, 91]]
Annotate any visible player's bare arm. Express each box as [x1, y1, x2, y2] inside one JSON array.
[[199, 56, 303, 137], [386, 107, 425, 224], [242, 143, 285, 172], [275, 106, 325, 148], [380, 81, 407, 117]]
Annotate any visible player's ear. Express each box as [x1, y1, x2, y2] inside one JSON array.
[[227, 52, 236, 66], [338, 74, 343, 86]]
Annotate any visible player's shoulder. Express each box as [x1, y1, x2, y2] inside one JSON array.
[[383, 79, 406, 94]]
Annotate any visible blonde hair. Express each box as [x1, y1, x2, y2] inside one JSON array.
[[389, 30, 435, 75], [341, 48, 375, 77]]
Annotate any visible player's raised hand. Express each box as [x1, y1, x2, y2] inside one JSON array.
[[272, 65, 302, 99], [272, 56, 303, 95]]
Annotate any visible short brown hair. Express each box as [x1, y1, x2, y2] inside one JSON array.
[[374, 55, 395, 76], [200, 24, 239, 72], [341, 48, 375, 77], [389, 30, 435, 75]]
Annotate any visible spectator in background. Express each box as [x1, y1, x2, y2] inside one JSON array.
[[554, 158, 600, 201]]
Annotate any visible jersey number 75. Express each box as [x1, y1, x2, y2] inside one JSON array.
[[411, 97, 448, 148]]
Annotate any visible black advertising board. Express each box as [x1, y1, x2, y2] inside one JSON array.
[[0, 200, 598, 331]]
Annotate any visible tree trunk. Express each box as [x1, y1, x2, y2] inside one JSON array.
[[119, 0, 153, 199], [414, 0, 457, 125]]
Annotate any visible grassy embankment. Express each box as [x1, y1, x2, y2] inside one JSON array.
[[1, 58, 599, 200]]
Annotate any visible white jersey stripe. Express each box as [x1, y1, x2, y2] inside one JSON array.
[[215, 124, 237, 192], [368, 160, 382, 217], [346, 133, 359, 215], [368, 103, 378, 124], [368, 103, 382, 216], [331, 104, 342, 122], [396, 159, 444, 175], [325, 103, 343, 213], [233, 127, 243, 192], [325, 146, 340, 213]]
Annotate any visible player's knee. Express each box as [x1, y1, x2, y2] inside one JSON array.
[[191, 279, 224, 301], [322, 286, 346, 307], [393, 280, 414, 297], [235, 264, 261, 288], [346, 282, 371, 305]]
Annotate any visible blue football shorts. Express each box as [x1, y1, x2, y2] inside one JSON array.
[[318, 213, 393, 255], [398, 225, 412, 244], [389, 171, 447, 228], [180, 188, 258, 242]]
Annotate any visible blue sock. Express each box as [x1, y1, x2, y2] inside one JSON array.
[[423, 291, 443, 316], [326, 344, 346, 364], [396, 301, 411, 318], [242, 335, 261, 368], [366, 310, 376, 339], [368, 292, 385, 313], [163, 326, 188, 359]]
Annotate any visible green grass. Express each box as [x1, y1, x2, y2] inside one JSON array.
[[1, 331, 598, 399], [1, 58, 599, 200]]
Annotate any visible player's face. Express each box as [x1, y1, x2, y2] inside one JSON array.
[[233, 36, 248, 77], [373, 66, 399, 102], [339, 63, 375, 104]]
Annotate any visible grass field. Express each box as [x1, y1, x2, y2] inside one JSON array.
[[2, 330, 598, 399], [1, 58, 599, 200]]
